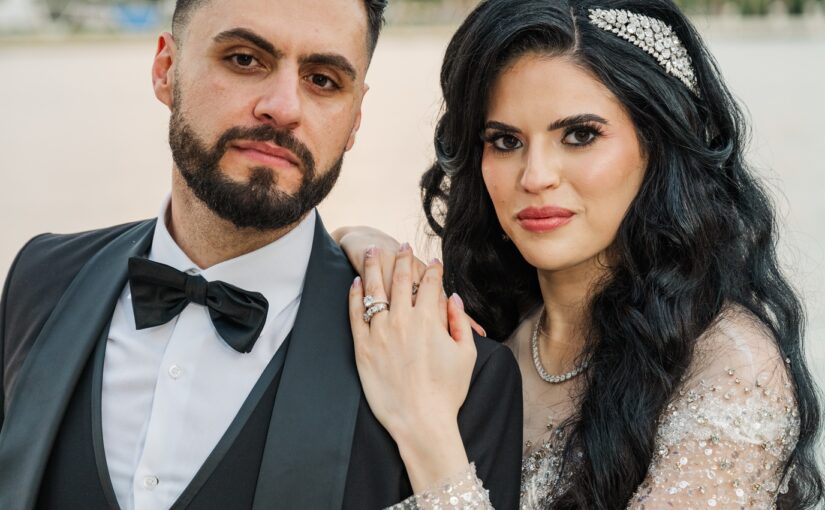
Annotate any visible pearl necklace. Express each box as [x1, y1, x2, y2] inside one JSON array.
[[530, 311, 589, 384]]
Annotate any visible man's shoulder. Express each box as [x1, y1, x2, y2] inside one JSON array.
[[3, 219, 153, 321], [11, 220, 151, 275], [471, 335, 519, 379]]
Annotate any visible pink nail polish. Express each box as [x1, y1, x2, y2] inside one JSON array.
[[353, 276, 362, 288], [399, 242, 411, 253], [365, 246, 376, 258], [429, 257, 442, 266], [450, 293, 464, 310]]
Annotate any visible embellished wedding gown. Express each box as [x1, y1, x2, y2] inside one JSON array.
[[390, 307, 800, 509]]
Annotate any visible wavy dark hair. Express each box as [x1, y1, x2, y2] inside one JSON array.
[[421, 0, 823, 507]]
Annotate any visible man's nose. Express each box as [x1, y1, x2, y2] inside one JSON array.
[[253, 70, 302, 129], [519, 145, 562, 193]]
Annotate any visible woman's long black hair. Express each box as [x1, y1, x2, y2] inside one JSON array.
[[421, 0, 823, 507]]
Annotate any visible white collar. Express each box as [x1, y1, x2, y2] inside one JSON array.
[[148, 195, 317, 316]]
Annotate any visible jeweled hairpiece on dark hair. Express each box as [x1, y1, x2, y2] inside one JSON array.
[[588, 8, 699, 95]]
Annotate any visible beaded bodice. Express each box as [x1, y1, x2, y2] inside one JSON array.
[[389, 307, 801, 510]]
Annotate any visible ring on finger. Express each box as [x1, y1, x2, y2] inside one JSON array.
[[363, 302, 390, 323], [363, 295, 389, 308]]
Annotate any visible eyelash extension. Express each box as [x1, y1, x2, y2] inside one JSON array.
[[562, 122, 605, 147], [481, 131, 521, 154]]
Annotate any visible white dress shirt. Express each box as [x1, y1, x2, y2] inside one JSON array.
[[101, 198, 316, 510]]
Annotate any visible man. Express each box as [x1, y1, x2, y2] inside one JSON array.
[[0, 0, 522, 508]]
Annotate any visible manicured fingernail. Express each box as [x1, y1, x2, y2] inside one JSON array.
[[365, 245, 376, 258], [399, 242, 411, 253], [429, 257, 442, 266], [479, 326, 487, 337], [353, 276, 362, 288], [450, 293, 464, 310]]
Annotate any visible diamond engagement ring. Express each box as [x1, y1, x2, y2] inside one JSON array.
[[363, 295, 389, 308], [363, 302, 389, 323]]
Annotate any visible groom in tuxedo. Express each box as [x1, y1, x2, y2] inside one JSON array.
[[0, 0, 523, 508]]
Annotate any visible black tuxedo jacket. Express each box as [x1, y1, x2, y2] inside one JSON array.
[[0, 215, 523, 509]]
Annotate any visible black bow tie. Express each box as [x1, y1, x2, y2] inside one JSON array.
[[127, 257, 269, 354]]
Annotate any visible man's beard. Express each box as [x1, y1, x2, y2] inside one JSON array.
[[168, 105, 343, 231]]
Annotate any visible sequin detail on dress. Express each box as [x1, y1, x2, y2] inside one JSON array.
[[386, 463, 491, 510], [386, 309, 800, 509]]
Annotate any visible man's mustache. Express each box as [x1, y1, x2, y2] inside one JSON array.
[[214, 125, 315, 175]]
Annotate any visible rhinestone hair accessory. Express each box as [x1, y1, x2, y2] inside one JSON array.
[[588, 8, 699, 95]]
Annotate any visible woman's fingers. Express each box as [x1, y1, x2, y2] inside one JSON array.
[[390, 243, 414, 311], [447, 294, 475, 350], [416, 259, 449, 328], [362, 246, 391, 326], [468, 316, 487, 338], [415, 258, 444, 308], [410, 256, 426, 306], [349, 276, 369, 339]]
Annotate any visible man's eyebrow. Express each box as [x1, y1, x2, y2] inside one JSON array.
[[299, 53, 357, 81], [213, 28, 282, 59], [548, 114, 609, 131]]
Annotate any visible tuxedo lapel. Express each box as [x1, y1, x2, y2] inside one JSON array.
[[253, 215, 361, 510], [0, 219, 155, 510]]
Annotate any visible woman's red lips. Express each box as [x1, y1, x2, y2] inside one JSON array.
[[230, 141, 300, 168], [517, 206, 575, 233]]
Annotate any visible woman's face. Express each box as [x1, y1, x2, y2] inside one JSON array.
[[481, 54, 646, 274]]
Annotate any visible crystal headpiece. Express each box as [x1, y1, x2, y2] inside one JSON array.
[[588, 8, 699, 95]]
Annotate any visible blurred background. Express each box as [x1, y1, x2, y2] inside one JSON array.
[[1, 0, 824, 473]]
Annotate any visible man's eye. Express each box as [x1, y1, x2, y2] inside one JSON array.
[[229, 54, 258, 68], [308, 74, 338, 90]]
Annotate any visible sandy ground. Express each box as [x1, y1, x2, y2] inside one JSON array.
[[1, 21, 824, 417]]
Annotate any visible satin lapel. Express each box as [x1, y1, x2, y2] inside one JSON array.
[[0, 220, 156, 510], [253, 216, 361, 510]]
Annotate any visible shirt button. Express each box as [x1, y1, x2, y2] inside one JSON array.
[[143, 475, 159, 490], [168, 364, 183, 379]]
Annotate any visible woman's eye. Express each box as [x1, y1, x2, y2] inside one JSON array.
[[308, 74, 338, 90], [492, 134, 523, 152], [563, 128, 598, 146]]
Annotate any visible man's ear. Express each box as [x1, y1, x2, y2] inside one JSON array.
[[345, 83, 369, 151], [152, 32, 177, 109]]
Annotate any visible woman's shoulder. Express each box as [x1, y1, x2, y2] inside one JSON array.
[[688, 304, 791, 387], [631, 306, 800, 507]]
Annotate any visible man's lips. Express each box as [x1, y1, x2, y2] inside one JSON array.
[[516, 206, 575, 233], [230, 141, 300, 168]]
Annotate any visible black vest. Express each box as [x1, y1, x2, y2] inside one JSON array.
[[36, 329, 291, 510]]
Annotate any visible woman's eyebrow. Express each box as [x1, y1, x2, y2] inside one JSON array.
[[483, 121, 522, 133], [548, 114, 609, 131]]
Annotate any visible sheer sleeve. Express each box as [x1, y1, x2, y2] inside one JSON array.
[[385, 463, 494, 510], [628, 307, 800, 509]]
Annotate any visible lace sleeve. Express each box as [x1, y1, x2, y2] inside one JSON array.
[[385, 463, 494, 510], [628, 308, 800, 509]]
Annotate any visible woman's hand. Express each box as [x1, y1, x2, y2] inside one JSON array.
[[349, 244, 477, 492], [333, 226, 425, 300], [334, 225, 486, 336]]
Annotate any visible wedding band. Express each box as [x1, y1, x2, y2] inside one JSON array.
[[411, 282, 420, 295], [363, 302, 389, 323]]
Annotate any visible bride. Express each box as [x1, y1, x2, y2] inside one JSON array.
[[337, 0, 824, 507]]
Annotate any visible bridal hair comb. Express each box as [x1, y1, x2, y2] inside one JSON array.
[[587, 8, 699, 95]]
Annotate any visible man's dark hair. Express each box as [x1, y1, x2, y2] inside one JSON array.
[[171, 0, 387, 55]]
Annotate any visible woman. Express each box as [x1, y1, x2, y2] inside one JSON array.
[[338, 0, 824, 507]]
